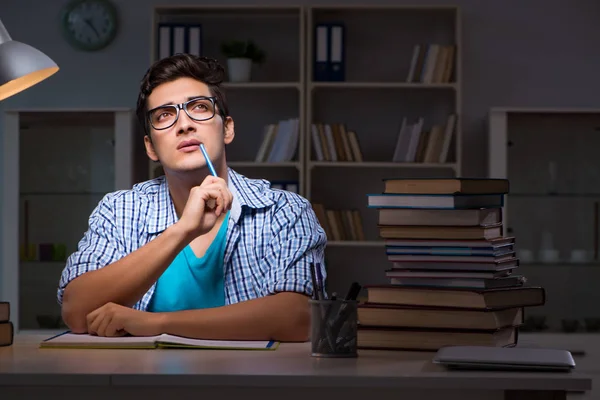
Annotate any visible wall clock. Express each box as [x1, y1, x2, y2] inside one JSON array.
[[61, 0, 118, 51]]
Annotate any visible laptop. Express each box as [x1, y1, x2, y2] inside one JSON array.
[[433, 346, 576, 372]]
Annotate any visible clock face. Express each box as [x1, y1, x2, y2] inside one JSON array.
[[61, 0, 118, 51]]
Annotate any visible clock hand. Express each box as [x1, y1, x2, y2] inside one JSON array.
[[84, 18, 100, 38]]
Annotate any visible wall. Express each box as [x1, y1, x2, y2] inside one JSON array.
[[2, 0, 600, 297]]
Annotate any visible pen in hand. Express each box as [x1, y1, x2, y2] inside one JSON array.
[[199, 143, 217, 209]]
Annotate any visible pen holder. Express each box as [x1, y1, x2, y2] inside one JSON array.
[[309, 299, 358, 358]]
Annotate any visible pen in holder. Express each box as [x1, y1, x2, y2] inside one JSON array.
[[309, 298, 358, 358]]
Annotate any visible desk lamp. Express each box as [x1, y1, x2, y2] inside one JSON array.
[[0, 17, 59, 101]]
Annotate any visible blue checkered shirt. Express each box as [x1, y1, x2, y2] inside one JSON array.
[[57, 168, 327, 310]]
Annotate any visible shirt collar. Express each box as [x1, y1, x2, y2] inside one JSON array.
[[147, 168, 276, 234]]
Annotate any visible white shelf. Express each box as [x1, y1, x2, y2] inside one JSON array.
[[2, 109, 141, 331], [223, 82, 301, 89], [309, 161, 458, 169], [228, 162, 301, 169], [488, 108, 600, 325], [310, 82, 457, 90], [327, 241, 384, 247]]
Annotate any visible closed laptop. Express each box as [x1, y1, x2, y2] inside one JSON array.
[[433, 345, 575, 372]]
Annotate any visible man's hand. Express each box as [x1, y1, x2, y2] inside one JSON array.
[[177, 175, 233, 238], [86, 302, 163, 337]]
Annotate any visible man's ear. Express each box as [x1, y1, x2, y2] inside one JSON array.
[[224, 116, 235, 145], [144, 135, 159, 162]]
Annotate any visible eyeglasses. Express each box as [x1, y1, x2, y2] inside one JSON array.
[[147, 96, 218, 130]]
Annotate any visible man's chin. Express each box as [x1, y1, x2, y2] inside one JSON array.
[[167, 162, 209, 174]]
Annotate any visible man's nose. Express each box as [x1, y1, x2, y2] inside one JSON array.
[[176, 110, 195, 134]]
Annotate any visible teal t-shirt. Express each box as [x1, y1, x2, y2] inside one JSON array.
[[148, 212, 229, 312]]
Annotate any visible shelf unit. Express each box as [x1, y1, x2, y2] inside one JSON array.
[[1, 109, 146, 331], [149, 5, 463, 295], [488, 107, 600, 330], [304, 5, 461, 293], [150, 5, 305, 195]]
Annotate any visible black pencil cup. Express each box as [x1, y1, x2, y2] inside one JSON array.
[[309, 299, 358, 358]]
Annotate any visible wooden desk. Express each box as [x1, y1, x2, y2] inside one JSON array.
[[0, 333, 592, 400]]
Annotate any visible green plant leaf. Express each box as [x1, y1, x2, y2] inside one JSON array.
[[220, 39, 266, 64]]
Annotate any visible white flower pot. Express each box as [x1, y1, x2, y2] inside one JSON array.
[[227, 58, 252, 82]]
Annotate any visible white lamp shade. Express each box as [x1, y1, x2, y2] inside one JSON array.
[[0, 19, 59, 101]]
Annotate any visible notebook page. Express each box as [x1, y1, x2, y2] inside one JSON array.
[[158, 334, 273, 349], [42, 332, 160, 346]]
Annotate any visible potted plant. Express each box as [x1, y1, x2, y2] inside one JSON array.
[[221, 39, 266, 82]]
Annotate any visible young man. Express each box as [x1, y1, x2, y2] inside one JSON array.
[[57, 54, 327, 342]]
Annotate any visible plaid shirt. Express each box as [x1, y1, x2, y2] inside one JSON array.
[[57, 168, 327, 310]]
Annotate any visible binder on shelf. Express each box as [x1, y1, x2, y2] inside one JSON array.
[[313, 23, 346, 81], [156, 23, 203, 61], [187, 25, 202, 56], [328, 23, 345, 81], [158, 24, 171, 60], [313, 24, 329, 81]]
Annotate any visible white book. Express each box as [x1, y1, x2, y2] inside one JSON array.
[[439, 114, 456, 163], [392, 117, 408, 162], [311, 123, 324, 161], [255, 124, 276, 162], [406, 44, 421, 82]]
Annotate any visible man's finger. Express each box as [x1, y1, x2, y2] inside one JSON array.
[[105, 318, 126, 337], [95, 313, 112, 337]]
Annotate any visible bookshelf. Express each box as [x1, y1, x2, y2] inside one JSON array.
[[1, 109, 146, 331], [488, 107, 600, 331], [305, 5, 462, 294], [149, 5, 462, 295], [150, 5, 305, 195]]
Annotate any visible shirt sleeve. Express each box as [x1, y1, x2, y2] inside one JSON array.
[[260, 192, 327, 298], [57, 194, 126, 305]]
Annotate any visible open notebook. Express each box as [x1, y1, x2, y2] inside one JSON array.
[[40, 331, 279, 350]]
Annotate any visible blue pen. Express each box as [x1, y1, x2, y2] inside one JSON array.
[[199, 143, 217, 176]]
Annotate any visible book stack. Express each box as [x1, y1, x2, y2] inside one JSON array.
[[357, 178, 546, 351], [0, 301, 13, 347]]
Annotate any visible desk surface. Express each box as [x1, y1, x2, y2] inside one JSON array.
[[0, 333, 592, 392]]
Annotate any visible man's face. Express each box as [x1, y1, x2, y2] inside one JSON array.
[[144, 77, 234, 173]]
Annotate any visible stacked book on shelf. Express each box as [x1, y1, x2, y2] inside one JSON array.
[[358, 178, 546, 351], [0, 301, 12, 347]]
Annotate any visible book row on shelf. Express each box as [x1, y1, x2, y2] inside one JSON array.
[[311, 204, 365, 242], [254, 118, 299, 162], [392, 114, 456, 163], [253, 115, 458, 165], [311, 123, 362, 162], [356, 177, 545, 351], [406, 44, 456, 84]]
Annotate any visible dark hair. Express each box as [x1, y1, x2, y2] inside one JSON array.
[[136, 54, 229, 136]]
